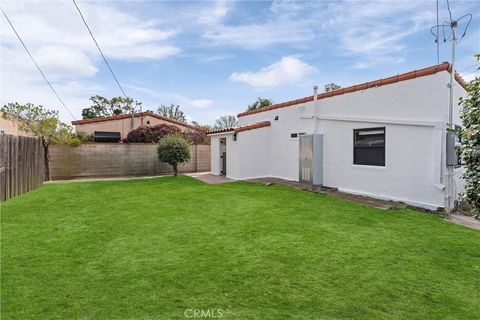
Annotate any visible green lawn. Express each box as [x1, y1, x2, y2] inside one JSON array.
[[1, 176, 479, 319]]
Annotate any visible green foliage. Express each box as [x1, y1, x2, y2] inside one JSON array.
[[1, 103, 80, 147], [1, 102, 81, 180], [213, 115, 238, 129], [457, 54, 480, 218], [75, 131, 94, 142], [157, 104, 187, 123], [157, 133, 191, 176], [191, 120, 212, 132], [81, 95, 141, 119], [246, 97, 273, 111]]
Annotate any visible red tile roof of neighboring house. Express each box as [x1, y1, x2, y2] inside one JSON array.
[[237, 62, 467, 118], [71, 111, 200, 131], [207, 121, 271, 135]]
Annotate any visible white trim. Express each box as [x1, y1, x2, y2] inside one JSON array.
[[207, 131, 234, 137], [317, 115, 443, 128]]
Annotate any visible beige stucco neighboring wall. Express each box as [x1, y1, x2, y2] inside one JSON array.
[[0, 112, 31, 136], [75, 115, 191, 138]]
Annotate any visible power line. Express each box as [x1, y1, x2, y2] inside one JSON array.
[[462, 68, 479, 77], [72, 0, 128, 99], [459, 63, 480, 73], [1, 6, 76, 119]]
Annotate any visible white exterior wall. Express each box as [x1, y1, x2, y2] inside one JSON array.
[[212, 70, 467, 210]]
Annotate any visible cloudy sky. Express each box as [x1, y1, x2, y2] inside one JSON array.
[[1, 0, 479, 125]]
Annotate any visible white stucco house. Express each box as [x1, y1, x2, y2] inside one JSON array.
[[208, 62, 467, 211]]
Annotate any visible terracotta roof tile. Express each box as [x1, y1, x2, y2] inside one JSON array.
[[71, 111, 200, 131], [207, 121, 271, 135], [237, 62, 466, 118]]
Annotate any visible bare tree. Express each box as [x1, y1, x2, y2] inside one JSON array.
[[213, 115, 238, 129], [157, 104, 187, 123]]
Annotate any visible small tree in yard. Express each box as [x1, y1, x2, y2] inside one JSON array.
[[157, 134, 191, 176], [1, 103, 81, 180], [457, 55, 480, 218]]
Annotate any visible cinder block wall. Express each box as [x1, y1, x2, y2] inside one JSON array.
[[49, 143, 211, 180]]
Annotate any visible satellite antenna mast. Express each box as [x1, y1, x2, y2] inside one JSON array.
[[429, 2, 472, 212]]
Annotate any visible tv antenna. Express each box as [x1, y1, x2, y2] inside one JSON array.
[[429, 0, 472, 212]]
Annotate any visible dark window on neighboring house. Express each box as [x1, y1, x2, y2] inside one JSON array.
[[290, 133, 298, 138], [354, 127, 385, 166]]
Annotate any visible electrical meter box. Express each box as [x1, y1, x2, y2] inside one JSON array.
[[446, 132, 460, 166], [299, 134, 323, 185]]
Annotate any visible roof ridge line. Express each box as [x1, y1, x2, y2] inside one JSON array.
[[238, 62, 465, 118], [71, 111, 201, 131]]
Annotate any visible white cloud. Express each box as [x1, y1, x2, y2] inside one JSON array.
[[321, 0, 435, 68], [229, 56, 315, 88], [188, 99, 214, 109], [35, 46, 98, 78], [126, 84, 213, 109], [203, 22, 314, 49], [198, 0, 233, 26], [0, 1, 182, 121]]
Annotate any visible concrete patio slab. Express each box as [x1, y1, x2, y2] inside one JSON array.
[[185, 172, 234, 184]]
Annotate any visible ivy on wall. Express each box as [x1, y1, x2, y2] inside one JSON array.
[[458, 54, 480, 219]]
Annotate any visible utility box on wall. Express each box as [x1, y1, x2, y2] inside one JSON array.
[[446, 131, 461, 166], [299, 134, 323, 185]]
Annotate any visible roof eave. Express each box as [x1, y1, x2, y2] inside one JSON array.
[[237, 62, 467, 118]]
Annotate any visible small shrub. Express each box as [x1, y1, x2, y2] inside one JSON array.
[[157, 133, 191, 176]]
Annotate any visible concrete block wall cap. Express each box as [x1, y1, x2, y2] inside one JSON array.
[[237, 62, 465, 118]]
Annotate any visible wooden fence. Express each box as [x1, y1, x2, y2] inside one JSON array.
[[0, 134, 45, 201]]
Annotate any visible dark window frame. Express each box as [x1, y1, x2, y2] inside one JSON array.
[[353, 127, 386, 166]]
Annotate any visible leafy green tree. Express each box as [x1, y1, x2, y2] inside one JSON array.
[[157, 133, 191, 176], [246, 97, 273, 111], [1, 103, 81, 180], [157, 104, 187, 123], [191, 120, 211, 132], [213, 115, 238, 129], [81, 95, 141, 119], [457, 55, 480, 218]]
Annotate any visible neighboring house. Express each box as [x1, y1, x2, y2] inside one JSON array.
[[207, 62, 467, 210], [0, 112, 31, 136], [72, 111, 199, 139]]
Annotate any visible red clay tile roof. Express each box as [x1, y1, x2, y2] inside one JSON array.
[[72, 111, 200, 131], [238, 62, 467, 118], [207, 121, 271, 135]]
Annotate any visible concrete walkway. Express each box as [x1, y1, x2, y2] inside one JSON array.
[[185, 172, 234, 184], [445, 214, 480, 231]]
